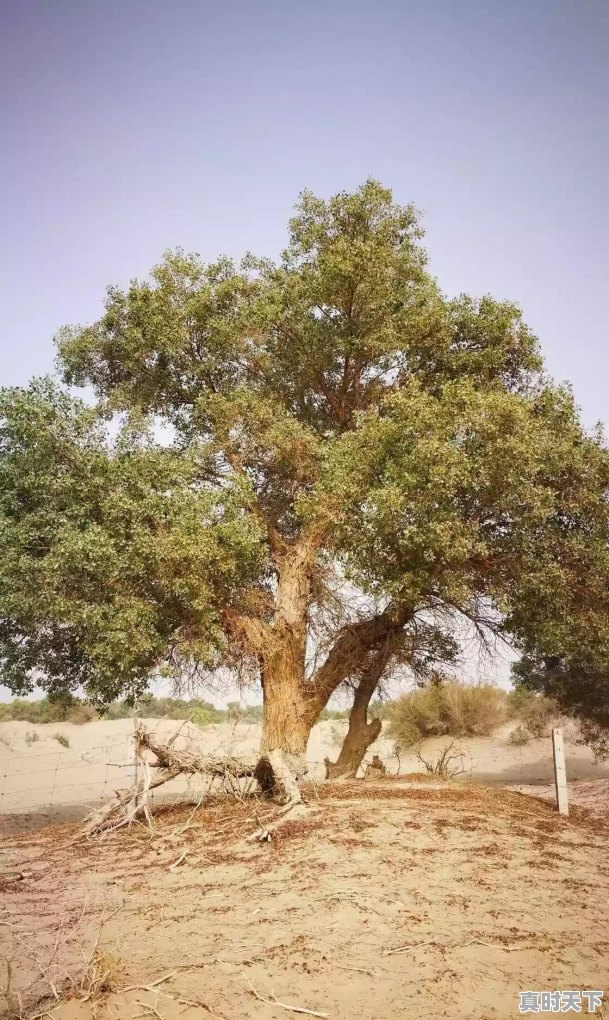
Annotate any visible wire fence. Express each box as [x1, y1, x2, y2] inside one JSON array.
[[0, 724, 570, 822]]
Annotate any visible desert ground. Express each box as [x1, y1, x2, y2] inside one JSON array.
[[2, 719, 609, 1020], [2, 777, 609, 1020], [2, 716, 609, 831]]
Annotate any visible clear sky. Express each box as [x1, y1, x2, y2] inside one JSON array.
[[2, 0, 608, 428]]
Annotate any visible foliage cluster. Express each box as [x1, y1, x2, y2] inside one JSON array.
[[0, 694, 349, 727], [506, 688, 560, 738], [0, 695, 96, 725], [1, 180, 609, 754], [388, 681, 506, 748]]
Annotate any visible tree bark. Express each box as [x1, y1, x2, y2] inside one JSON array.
[[324, 647, 389, 780], [228, 526, 414, 795], [257, 536, 317, 799], [310, 603, 414, 713]]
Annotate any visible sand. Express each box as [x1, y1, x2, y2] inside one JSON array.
[[2, 717, 609, 832], [2, 779, 609, 1020]]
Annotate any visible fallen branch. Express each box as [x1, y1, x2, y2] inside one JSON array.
[[383, 937, 440, 956], [383, 936, 528, 956], [120, 971, 177, 994], [81, 723, 260, 837], [334, 963, 375, 976], [246, 978, 329, 1018], [168, 851, 189, 872]]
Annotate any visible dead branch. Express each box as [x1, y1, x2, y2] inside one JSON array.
[[245, 977, 329, 1018], [120, 972, 177, 994], [81, 723, 260, 837], [414, 740, 470, 780], [136, 726, 259, 780], [383, 936, 527, 956]]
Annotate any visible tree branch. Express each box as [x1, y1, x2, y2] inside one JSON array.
[[222, 448, 288, 558], [306, 602, 413, 719], [223, 608, 274, 656]]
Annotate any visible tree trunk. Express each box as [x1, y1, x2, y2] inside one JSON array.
[[324, 712, 382, 781], [324, 652, 386, 780], [256, 537, 316, 802], [257, 669, 311, 803]]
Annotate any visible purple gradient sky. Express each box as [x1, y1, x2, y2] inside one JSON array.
[[2, 1, 608, 427]]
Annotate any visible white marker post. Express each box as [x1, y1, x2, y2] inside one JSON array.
[[552, 728, 569, 816]]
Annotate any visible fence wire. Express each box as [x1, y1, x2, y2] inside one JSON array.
[[0, 726, 557, 820]]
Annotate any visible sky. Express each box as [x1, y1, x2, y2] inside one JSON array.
[[1, 0, 608, 700]]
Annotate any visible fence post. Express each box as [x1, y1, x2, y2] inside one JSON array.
[[552, 728, 569, 816]]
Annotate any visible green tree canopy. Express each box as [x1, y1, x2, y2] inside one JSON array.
[[0, 379, 264, 701], [2, 180, 608, 768]]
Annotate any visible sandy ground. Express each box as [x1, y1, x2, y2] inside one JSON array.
[[2, 780, 609, 1020], [2, 717, 609, 832]]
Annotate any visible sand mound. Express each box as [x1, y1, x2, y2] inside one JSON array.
[[2, 781, 608, 1020]]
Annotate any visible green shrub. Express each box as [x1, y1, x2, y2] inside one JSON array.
[[67, 703, 98, 724], [1, 693, 260, 727], [388, 682, 506, 748], [0, 695, 92, 724], [54, 733, 70, 748]]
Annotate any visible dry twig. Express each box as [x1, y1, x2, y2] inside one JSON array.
[[384, 936, 528, 956], [245, 977, 329, 1018]]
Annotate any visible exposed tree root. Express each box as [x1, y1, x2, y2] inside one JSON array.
[[256, 749, 307, 805]]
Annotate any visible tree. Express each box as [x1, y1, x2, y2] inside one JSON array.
[[2, 180, 609, 788]]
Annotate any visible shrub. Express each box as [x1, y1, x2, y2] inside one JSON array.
[[0, 695, 91, 724], [508, 724, 531, 746], [54, 733, 70, 748], [507, 689, 560, 737], [25, 730, 39, 745], [388, 682, 506, 748], [67, 703, 98, 724], [415, 740, 469, 779]]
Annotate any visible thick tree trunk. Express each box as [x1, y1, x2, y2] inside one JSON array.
[[324, 716, 382, 780], [256, 670, 312, 803], [241, 536, 412, 796], [260, 656, 311, 756], [256, 537, 316, 802]]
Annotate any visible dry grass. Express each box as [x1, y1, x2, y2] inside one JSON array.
[[388, 682, 506, 748]]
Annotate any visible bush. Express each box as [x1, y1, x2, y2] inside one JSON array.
[[388, 682, 506, 748], [508, 724, 531, 746], [54, 733, 70, 748], [67, 703, 98, 724], [0, 693, 259, 727], [0, 695, 95, 724], [25, 730, 39, 745], [415, 740, 469, 779], [507, 689, 560, 738]]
